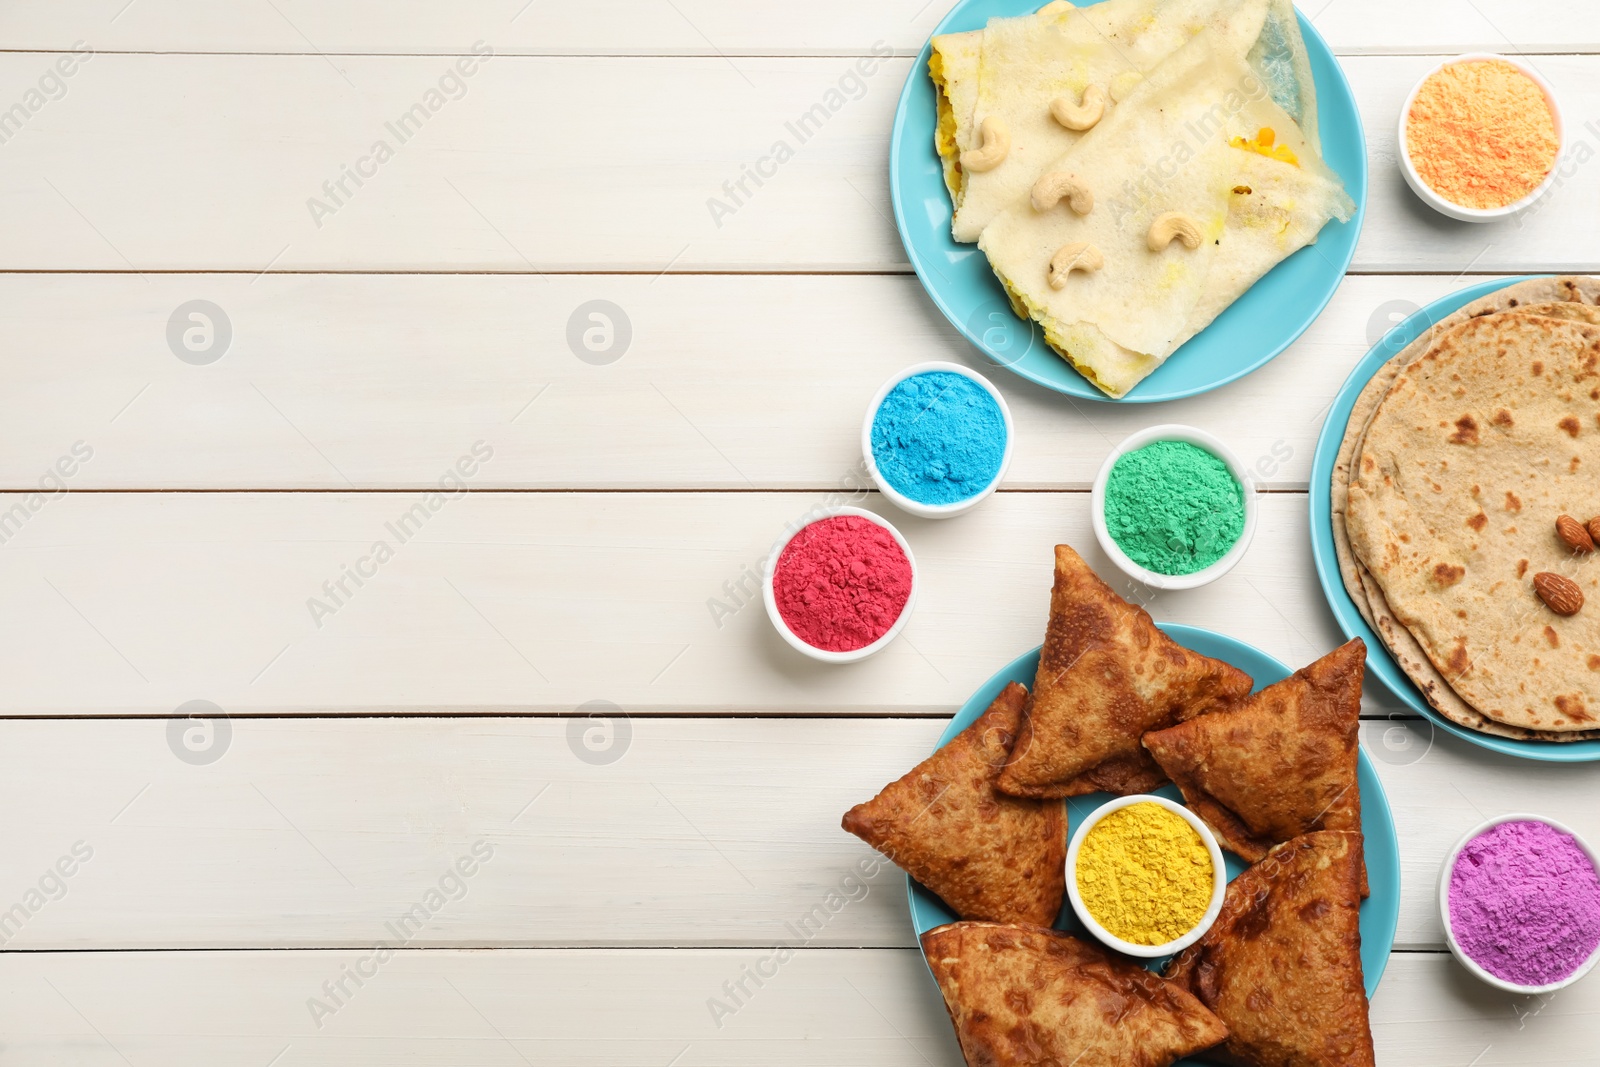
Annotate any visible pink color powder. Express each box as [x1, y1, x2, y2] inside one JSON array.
[[1449, 819, 1600, 986], [772, 516, 912, 652]]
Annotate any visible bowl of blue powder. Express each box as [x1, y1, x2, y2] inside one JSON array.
[[863, 363, 1013, 519]]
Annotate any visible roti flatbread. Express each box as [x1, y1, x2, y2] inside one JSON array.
[[1331, 277, 1600, 741], [997, 544, 1253, 799], [923, 921, 1228, 1067], [1346, 310, 1600, 732], [841, 683, 1066, 925], [1165, 831, 1374, 1067], [1144, 638, 1367, 894]]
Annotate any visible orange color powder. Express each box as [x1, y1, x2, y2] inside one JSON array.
[[1405, 59, 1558, 210]]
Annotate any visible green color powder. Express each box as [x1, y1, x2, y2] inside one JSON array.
[[1104, 441, 1244, 575]]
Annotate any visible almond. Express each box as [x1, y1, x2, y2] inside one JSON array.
[[1588, 516, 1600, 546], [1557, 514, 1596, 553], [1534, 572, 1584, 616]]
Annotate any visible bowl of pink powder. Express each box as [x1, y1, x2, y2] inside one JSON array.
[[1439, 814, 1600, 994], [762, 507, 917, 663]]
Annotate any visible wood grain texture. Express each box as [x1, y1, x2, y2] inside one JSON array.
[[0, 490, 1363, 714], [0, 714, 1558, 952], [1, 0, 1595, 55], [0, 51, 1596, 271], [0, 949, 1584, 1065], [0, 271, 1469, 491]]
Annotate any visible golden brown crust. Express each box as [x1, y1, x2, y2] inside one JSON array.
[[923, 921, 1228, 1067], [1143, 639, 1368, 894], [841, 683, 1066, 925], [1165, 832, 1374, 1067], [997, 544, 1254, 798]]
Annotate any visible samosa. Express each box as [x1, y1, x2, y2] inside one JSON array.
[[923, 921, 1228, 1067], [997, 544, 1253, 798], [842, 683, 1066, 925]]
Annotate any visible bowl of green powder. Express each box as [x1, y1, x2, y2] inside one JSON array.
[[1091, 425, 1256, 590]]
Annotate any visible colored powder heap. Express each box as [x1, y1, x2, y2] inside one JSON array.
[[1103, 441, 1244, 575], [1076, 802, 1213, 946], [773, 515, 912, 652], [1406, 59, 1558, 210], [1449, 819, 1600, 986], [871, 371, 1006, 506]]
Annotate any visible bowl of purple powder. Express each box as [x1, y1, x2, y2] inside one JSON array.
[[1439, 814, 1600, 994], [863, 362, 1013, 519]]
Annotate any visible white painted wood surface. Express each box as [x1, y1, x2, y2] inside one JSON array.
[[3, 0, 1597, 1062]]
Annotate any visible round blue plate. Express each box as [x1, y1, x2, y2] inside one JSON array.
[[908, 624, 1399, 1026], [889, 0, 1367, 402], [1310, 276, 1600, 761]]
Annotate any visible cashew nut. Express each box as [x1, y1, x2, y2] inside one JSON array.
[[1049, 84, 1107, 131], [1047, 242, 1104, 289], [960, 117, 1010, 173], [1108, 71, 1144, 103], [1147, 211, 1203, 252], [1031, 171, 1093, 215]]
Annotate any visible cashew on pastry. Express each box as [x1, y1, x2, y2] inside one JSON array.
[[1031, 171, 1094, 214], [960, 117, 1011, 173], [1049, 84, 1107, 131], [1147, 211, 1204, 252], [1047, 242, 1104, 289]]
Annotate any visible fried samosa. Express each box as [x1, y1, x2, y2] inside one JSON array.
[[1143, 638, 1367, 894], [923, 921, 1228, 1067], [842, 682, 1066, 925], [997, 544, 1254, 798], [1165, 831, 1374, 1067]]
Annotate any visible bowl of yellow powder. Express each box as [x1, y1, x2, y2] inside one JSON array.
[[1399, 54, 1563, 222], [1066, 795, 1227, 959]]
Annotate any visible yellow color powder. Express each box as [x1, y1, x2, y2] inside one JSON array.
[[1076, 802, 1213, 946], [1406, 59, 1558, 209]]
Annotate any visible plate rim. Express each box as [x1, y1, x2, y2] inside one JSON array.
[[1307, 274, 1600, 762], [887, 0, 1369, 403], [905, 623, 1399, 1004]]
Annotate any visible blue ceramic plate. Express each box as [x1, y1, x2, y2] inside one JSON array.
[[1310, 276, 1600, 761], [888, 0, 1367, 402], [908, 625, 1399, 1039]]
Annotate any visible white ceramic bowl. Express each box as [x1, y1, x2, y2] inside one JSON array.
[[761, 506, 918, 664], [1397, 53, 1565, 223], [1438, 813, 1600, 994], [1065, 794, 1228, 959], [862, 361, 1015, 519], [1090, 424, 1258, 591]]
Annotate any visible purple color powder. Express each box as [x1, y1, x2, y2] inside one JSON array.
[[1448, 819, 1600, 986]]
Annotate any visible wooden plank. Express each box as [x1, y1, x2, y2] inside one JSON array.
[[0, 949, 1584, 1065], [2, 0, 1596, 56], [0, 714, 1559, 951], [0, 271, 1470, 491], [0, 52, 1597, 271], [0, 490, 1362, 714]]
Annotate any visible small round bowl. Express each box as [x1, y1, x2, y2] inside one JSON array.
[[761, 506, 918, 664], [1397, 53, 1565, 223], [1066, 794, 1227, 958], [1090, 424, 1258, 591], [862, 361, 1014, 519], [1438, 813, 1600, 994]]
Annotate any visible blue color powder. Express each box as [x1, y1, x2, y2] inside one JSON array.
[[870, 371, 1006, 506]]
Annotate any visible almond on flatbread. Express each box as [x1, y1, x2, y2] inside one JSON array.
[[924, 921, 1228, 1067], [842, 682, 1066, 925], [1165, 831, 1374, 1067], [997, 544, 1253, 799], [1143, 638, 1368, 895]]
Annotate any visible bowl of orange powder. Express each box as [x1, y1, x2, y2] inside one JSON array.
[[1398, 54, 1563, 222]]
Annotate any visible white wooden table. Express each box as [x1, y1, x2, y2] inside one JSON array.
[[0, 2, 1595, 1062]]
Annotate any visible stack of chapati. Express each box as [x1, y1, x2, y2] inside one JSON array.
[[1335, 276, 1600, 740]]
